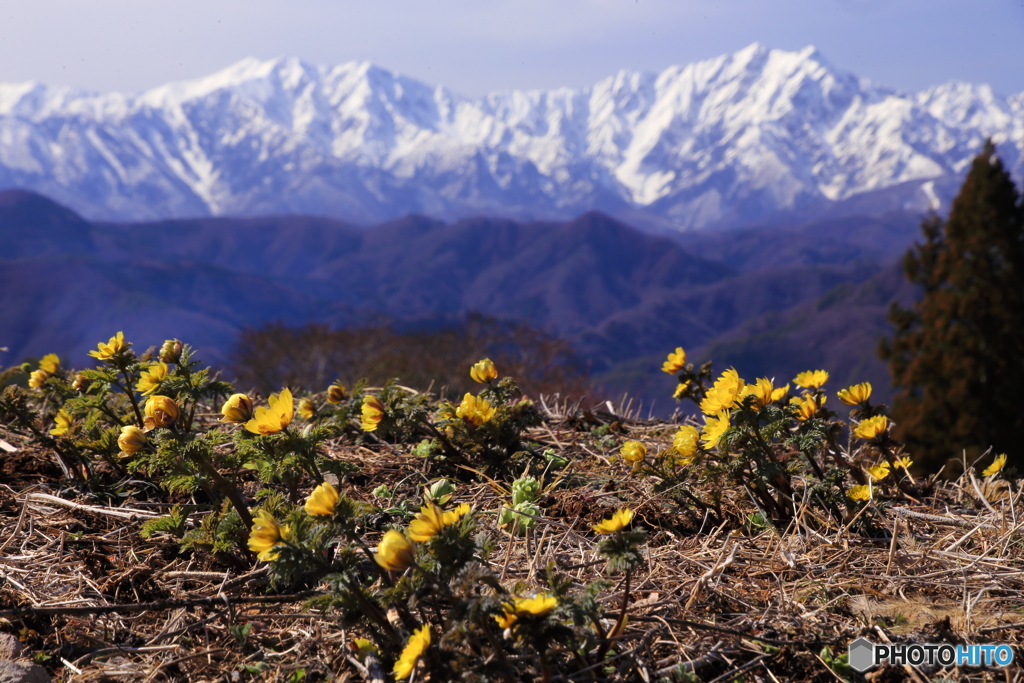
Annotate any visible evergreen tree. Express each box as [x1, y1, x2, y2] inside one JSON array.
[[881, 141, 1024, 473]]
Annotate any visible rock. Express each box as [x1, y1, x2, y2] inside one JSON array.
[[0, 635, 22, 660], [0, 660, 50, 683]]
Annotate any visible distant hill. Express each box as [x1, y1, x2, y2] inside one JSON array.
[[0, 190, 922, 406]]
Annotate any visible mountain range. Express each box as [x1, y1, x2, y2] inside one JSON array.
[[0, 44, 1020, 230], [0, 189, 919, 407]]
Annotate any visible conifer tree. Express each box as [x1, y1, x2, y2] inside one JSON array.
[[881, 141, 1024, 473]]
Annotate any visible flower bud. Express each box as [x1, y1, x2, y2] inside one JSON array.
[[143, 395, 180, 430], [326, 382, 346, 404], [28, 370, 49, 388], [510, 476, 541, 506], [298, 397, 315, 420], [220, 393, 254, 424], [159, 339, 183, 364], [118, 425, 147, 454], [672, 426, 700, 458], [424, 479, 456, 506], [72, 373, 92, 393], [620, 441, 647, 463]]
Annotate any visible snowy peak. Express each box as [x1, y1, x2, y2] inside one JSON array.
[[0, 44, 1020, 229]]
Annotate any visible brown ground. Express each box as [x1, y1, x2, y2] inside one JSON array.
[[0, 406, 1022, 683]]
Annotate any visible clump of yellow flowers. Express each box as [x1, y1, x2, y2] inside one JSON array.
[[455, 393, 495, 426]]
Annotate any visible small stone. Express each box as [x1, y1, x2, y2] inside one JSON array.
[[0, 635, 22, 660], [0, 660, 50, 683]]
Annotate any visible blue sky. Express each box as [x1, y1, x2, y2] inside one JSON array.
[[2, 0, 1023, 97]]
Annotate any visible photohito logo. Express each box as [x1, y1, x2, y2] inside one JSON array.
[[848, 638, 1014, 672]]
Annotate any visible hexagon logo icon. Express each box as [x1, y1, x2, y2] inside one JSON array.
[[848, 637, 875, 672]]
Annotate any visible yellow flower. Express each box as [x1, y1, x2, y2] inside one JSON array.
[[117, 425, 147, 454], [351, 638, 377, 658], [455, 393, 495, 426], [326, 382, 346, 404], [361, 395, 385, 431], [50, 409, 72, 436], [28, 369, 48, 388], [443, 503, 471, 526], [592, 508, 634, 534], [470, 358, 498, 383], [39, 353, 60, 374], [514, 594, 558, 616], [982, 454, 1007, 478], [620, 441, 647, 463], [838, 381, 872, 406], [673, 380, 690, 400], [494, 611, 518, 629], [393, 625, 430, 679], [699, 368, 744, 415], [893, 456, 914, 470], [374, 530, 416, 571], [244, 388, 294, 435], [135, 363, 169, 396], [793, 369, 829, 389], [742, 377, 775, 409], [662, 347, 686, 374], [853, 415, 888, 440], [247, 509, 290, 562], [143, 395, 180, 430], [866, 462, 891, 481], [771, 384, 790, 402], [408, 504, 446, 542], [304, 482, 339, 516], [298, 397, 315, 420], [220, 393, 254, 423], [496, 594, 559, 628], [701, 411, 731, 449], [88, 331, 126, 360], [847, 485, 871, 501], [407, 502, 468, 542], [790, 394, 824, 421], [673, 425, 700, 458]]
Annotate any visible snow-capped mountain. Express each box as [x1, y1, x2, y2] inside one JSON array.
[[0, 43, 1021, 229]]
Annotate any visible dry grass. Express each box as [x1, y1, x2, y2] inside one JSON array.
[[1, 402, 1023, 683]]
